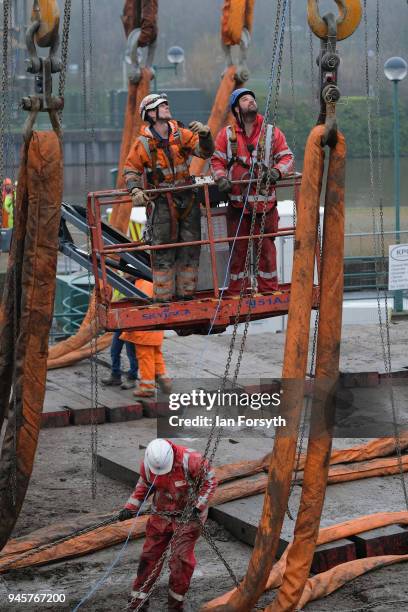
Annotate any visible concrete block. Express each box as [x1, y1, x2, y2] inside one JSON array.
[[209, 505, 288, 558], [41, 407, 70, 428], [105, 403, 143, 423], [351, 524, 408, 558], [341, 372, 379, 388], [97, 453, 139, 487], [69, 405, 106, 426], [140, 400, 171, 419], [311, 539, 356, 574]]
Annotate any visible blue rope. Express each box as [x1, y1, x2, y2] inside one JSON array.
[[72, 478, 157, 611]]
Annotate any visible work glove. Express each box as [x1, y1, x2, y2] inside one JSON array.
[[131, 187, 150, 207], [118, 508, 136, 521], [192, 507, 204, 523], [216, 177, 232, 194], [262, 167, 281, 185], [189, 121, 211, 137]]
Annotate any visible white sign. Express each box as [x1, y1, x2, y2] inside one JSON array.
[[388, 243, 408, 290]]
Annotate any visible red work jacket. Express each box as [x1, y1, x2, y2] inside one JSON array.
[[125, 442, 217, 515], [211, 114, 294, 212]]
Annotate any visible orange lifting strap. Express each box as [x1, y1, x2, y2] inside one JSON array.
[[31, 0, 60, 48], [0, 131, 63, 552], [202, 125, 346, 612], [221, 0, 255, 46], [121, 0, 158, 46]]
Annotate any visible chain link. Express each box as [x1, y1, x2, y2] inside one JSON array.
[[0, 516, 118, 573], [0, 0, 10, 228], [58, 0, 72, 100], [363, 0, 408, 510]]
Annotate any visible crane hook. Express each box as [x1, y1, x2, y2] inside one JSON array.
[[307, 0, 362, 41]]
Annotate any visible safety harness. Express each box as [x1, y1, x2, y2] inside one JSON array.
[[226, 122, 275, 176], [139, 124, 196, 241]]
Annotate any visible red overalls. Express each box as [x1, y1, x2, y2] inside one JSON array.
[[211, 114, 294, 293], [125, 442, 217, 606]]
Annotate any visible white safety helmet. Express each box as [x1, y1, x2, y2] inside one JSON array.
[[139, 93, 168, 122], [144, 438, 174, 475]]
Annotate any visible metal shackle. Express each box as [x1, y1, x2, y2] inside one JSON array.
[[307, 0, 362, 41]]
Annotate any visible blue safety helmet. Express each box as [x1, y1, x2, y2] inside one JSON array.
[[229, 88, 256, 115]]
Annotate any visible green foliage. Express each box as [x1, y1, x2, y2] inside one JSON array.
[[253, 93, 408, 159]]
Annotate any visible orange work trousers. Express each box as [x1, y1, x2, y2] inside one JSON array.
[[135, 344, 167, 391]]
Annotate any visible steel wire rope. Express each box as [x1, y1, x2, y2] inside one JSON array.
[[363, 0, 408, 510], [129, 7, 290, 609]]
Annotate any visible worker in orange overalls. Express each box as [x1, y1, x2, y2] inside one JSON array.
[[123, 93, 214, 303], [2, 178, 15, 228], [121, 279, 172, 398]]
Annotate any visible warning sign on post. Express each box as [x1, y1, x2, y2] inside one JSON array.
[[389, 244, 408, 290]]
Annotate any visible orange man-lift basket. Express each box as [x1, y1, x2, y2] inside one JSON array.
[[88, 174, 320, 334]]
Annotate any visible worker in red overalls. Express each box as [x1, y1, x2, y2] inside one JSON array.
[[210, 88, 294, 294], [118, 439, 217, 611]]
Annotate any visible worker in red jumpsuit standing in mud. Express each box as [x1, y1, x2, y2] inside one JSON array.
[[210, 88, 294, 294], [119, 438, 217, 611]]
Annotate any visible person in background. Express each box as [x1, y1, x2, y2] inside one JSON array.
[[102, 287, 139, 390], [121, 279, 172, 399], [2, 178, 15, 229]]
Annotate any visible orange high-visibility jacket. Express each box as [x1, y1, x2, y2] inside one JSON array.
[[120, 279, 164, 346], [123, 120, 209, 191]]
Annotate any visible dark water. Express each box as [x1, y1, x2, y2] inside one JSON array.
[[63, 158, 408, 209]]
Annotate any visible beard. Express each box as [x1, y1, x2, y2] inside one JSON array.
[[241, 108, 257, 122]]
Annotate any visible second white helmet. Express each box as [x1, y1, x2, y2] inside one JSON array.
[[144, 438, 174, 475], [139, 93, 168, 122]]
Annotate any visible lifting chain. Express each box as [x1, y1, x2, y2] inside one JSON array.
[[22, 1, 63, 143], [80, 0, 98, 501], [0, 0, 10, 224], [0, 516, 117, 573], [131, 4, 289, 608], [58, 0, 73, 100], [363, 0, 408, 510]]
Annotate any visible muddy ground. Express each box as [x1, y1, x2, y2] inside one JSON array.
[[1, 421, 408, 612]]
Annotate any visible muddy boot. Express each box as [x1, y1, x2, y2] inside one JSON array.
[[127, 593, 149, 611], [121, 379, 137, 390], [127, 599, 149, 611], [168, 591, 184, 611], [101, 374, 121, 386], [133, 387, 156, 399], [156, 374, 172, 394]]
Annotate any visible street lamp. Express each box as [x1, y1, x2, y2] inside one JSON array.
[[384, 56, 407, 313], [152, 46, 185, 92]]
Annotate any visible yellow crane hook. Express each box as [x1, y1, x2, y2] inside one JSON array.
[[31, 0, 60, 48], [307, 0, 362, 41]]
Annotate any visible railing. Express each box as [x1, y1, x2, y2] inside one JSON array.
[[344, 229, 408, 296], [50, 273, 91, 343], [88, 175, 303, 305]]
